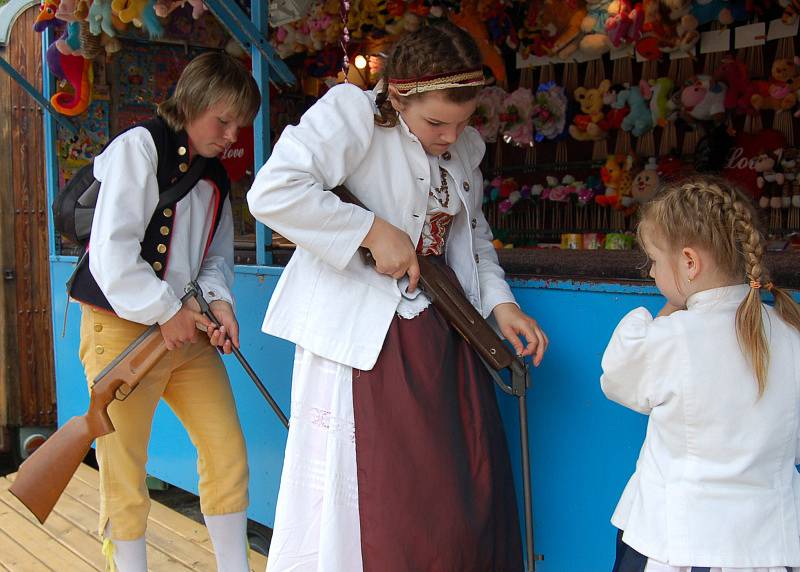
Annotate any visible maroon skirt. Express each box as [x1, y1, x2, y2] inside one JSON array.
[[352, 282, 523, 571]]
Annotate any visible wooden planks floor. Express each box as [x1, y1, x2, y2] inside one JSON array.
[[0, 463, 267, 571]]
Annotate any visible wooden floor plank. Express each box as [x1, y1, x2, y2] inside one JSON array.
[[0, 527, 52, 572], [2, 466, 267, 571], [0, 489, 94, 571]]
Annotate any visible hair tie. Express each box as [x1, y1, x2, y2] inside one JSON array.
[[749, 279, 762, 289]]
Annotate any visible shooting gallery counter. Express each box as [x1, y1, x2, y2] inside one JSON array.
[[496, 248, 800, 289]]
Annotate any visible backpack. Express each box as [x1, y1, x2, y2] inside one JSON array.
[[52, 118, 207, 246]]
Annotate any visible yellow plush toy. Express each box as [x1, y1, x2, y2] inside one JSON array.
[[112, 0, 149, 24], [569, 79, 611, 141]]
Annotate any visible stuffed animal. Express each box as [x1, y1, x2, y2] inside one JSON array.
[[751, 58, 799, 112], [636, 0, 698, 59], [51, 53, 93, 116], [630, 157, 660, 204], [112, 0, 149, 24], [56, 21, 82, 55], [154, 0, 183, 16], [599, 83, 630, 130], [618, 81, 653, 136], [451, 0, 507, 84], [579, 0, 614, 57], [597, 153, 636, 206], [569, 80, 611, 141], [186, 0, 206, 20], [605, 0, 644, 47], [56, 0, 80, 21], [778, 148, 797, 208], [779, 0, 799, 24], [34, 0, 61, 32], [754, 151, 783, 209], [88, 0, 116, 37], [713, 56, 754, 115], [140, 0, 164, 37], [646, 77, 675, 126], [681, 75, 727, 122]]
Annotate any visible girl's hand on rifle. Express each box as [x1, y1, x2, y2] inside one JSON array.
[[362, 217, 421, 292], [492, 303, 549, 366], [206, 300, 239, 354], [161, 302, 214, 351]]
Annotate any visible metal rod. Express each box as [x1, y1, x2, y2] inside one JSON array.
[[518, 392, 537, 571]]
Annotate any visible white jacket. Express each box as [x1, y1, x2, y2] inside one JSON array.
[[91, 127, 235, 325], [247, 83, 515, 370], [601, 284, 800, 567]]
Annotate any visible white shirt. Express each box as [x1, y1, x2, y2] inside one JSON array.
[[246, 83, 515, 370], [601, 284, 800, 568], [89, 126, 235, 325]]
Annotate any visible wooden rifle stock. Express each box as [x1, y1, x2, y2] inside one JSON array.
[[8, 288, 195, 523]]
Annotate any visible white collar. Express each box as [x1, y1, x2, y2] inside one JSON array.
[[686, 284, 751, 310]]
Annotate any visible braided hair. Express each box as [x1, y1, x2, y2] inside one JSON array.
[[638, 177, 800, 396], [374, 21, 482, 128]]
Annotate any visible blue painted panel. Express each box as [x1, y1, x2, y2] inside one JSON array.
[[50, 259, 800, 565], [51, 261, 292, 526]]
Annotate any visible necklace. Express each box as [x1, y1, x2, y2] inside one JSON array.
[[430, 166, 450, 208]]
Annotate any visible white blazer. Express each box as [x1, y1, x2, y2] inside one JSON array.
[[601, 284, 800, 568], [247, 83, 515, 370]]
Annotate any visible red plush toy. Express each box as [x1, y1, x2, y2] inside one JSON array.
[[713, 55, 755, 115]]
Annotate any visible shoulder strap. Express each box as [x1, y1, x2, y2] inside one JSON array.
[[155, 155, 207, 210]]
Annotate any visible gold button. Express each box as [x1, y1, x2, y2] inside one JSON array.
[[157, 244, 167, 254], [178, 146, 187, 156], [163, 208, 173, 218], [442, 151, 451, 160], [153, 261, 163, 271], [179, 163, 189, 173], [95, 345, 104, 355], [463, 181, 470, 192], [94, 324, 103, 332], [160, 226, 170, 236]]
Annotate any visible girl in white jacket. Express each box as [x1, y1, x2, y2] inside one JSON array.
[[602, 177, 800, 572], [248, 22, 547, 572]]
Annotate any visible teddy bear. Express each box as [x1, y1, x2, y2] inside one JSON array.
[[541, 0, 587, 59], [751, 57, 799, 112], [617, 81, 653, 137], [569, 79, 611, 141], [754, 151, 783, 209], [635, 0, 698, 59], [578, 0, 615, 57], [713, 56, 754, 115]]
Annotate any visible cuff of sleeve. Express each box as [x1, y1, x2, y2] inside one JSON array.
[[156, 299, 183, 326], [325, 209, 375, 271], [480, 285, 517, 319]]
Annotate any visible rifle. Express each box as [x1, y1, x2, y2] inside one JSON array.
[[331, 186, 541, 571], [9, 287, 198, 524]]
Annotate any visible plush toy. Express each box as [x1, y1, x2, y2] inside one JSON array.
[[599, 83, 630, 130], [88, 0, 116, 37], [140, 0, 164, 37], [450, 0, 507, 84], [779, 0, 799, 23], [56, 21, 82, 55], [55, 0, 80, 21], [543, 0, 587, 58], [754, 151, 783, 209], [630, 156, 659, 203], [579, 0, 614, 57], [778, 148, 797, 208], [51, 53, 93, 116], [751, 58, 799, 112], [597, 153, 636, 206], [605, 0, 644, 48], [713, 56, 754, 115], [618, 81, 653, 137], [691, 0, 734, 26], [112, 0, 149, 24], [569, 79, 611, 141], [34, 0, 61, 32], [681, 75, 727, 122], [636, 0, 698, 59], [154, 0, 182, 16], [186, 0, 206, 19], [646, 77, 675, 126]]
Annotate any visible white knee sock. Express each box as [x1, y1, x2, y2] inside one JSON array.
[[204, 511, 249, 572], [103, 522, 147, 572]]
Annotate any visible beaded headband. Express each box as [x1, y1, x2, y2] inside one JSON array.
[[388, 68, 485, 96]]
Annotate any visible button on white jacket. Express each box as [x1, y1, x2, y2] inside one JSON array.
[[601, 284, 800, 568], [247, 84, 515, 370]]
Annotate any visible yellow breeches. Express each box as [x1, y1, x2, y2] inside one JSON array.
[[78, 304, 249, 540]]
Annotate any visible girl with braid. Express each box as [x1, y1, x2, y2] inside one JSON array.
[[248, 21, 547, 572], [602, 177, 800, 572]]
